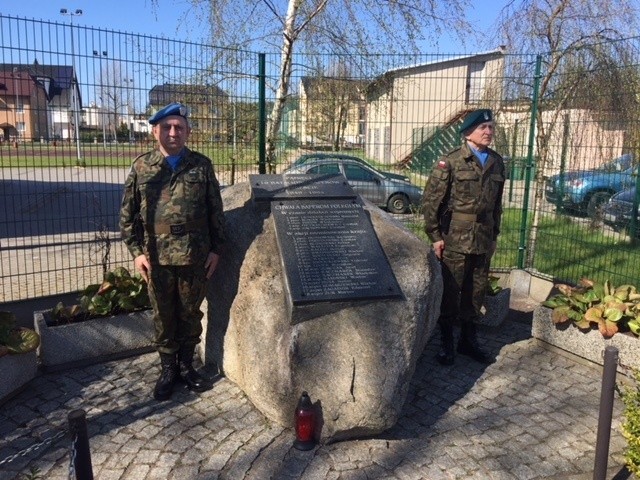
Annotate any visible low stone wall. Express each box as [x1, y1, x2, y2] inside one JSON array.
[[0, 351, 37, 405], [532, 305, 640, 374], [34, 310, 155, 370]]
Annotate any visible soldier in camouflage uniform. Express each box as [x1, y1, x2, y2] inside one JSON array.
[[422, 109, 505, 366], [119, 103, 226, 400]]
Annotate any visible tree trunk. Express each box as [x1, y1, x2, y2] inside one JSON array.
[[265, 0, 301, 173]]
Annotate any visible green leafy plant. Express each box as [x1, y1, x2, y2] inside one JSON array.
[[19, 466, 43, 480], [0, 311, 40, 357], [487, 274, 503, 296], [542, 278, 640, 338], [618, 369, 640, 476], [52, 267, 150, 324]]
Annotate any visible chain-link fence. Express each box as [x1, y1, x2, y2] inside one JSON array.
[[2, 13, 640, 302]]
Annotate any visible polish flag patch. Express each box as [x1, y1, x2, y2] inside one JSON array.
[[437, 160, 447, 169]]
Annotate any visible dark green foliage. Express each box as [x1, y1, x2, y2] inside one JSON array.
[[0, 311, 40, 355], [52, 267, 151, 324], [618, 370, 640, 476]]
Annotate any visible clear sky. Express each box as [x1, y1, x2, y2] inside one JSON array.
[[2, 0, 508, 54]]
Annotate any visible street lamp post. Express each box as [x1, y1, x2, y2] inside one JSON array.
[[123, 78, 134, 143], [93, 50, 108, 149], [60, 8, 83, 166]]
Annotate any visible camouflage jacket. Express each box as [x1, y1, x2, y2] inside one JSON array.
[[422, 142, 505, 254], [119, 147, 226, 265]]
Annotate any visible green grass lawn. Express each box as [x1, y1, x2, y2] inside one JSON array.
[[408, 208, 640, 287], [0, 142, 261, 169]]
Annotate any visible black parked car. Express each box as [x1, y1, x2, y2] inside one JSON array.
[[602, 187, 640, 233]]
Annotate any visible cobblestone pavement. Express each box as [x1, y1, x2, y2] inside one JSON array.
[[0, 305, 631, 480]]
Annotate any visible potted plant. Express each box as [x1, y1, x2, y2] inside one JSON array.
[[478, 274, 511, 327], [34, 266, 155, 370], [0, 311, 40, 404], [532, 278, 640, 372]]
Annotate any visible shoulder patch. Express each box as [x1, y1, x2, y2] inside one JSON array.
[[436, 160, 448, 169]]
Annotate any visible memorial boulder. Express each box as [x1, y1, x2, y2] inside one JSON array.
[[205, 181, 442, 443]]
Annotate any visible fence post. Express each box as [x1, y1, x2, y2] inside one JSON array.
[[593, 346, 618, 480], [629, 146, 640, 239], [517, 54, 542, 269], [258, 53, 267, 175], [68, 409, 94, 480]]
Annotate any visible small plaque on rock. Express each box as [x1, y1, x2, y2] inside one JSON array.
[[250, 174, 356, 203], [272, 199, 402, 305]]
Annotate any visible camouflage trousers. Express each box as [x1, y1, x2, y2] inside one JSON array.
[[438, 250, 490, 328], [148, 264, 207, 355]]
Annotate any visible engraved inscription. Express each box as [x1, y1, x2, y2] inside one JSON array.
[[272, 199, 402, 304]]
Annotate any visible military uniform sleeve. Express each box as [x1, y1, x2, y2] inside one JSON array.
[[206, 163, 227, 255], [119, 166, 144, 258], [422, 159, 452, 243]]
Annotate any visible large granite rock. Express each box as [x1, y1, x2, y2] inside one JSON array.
[[205, 182, 442, 443]]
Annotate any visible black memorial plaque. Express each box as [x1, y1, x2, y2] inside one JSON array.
[[272, 199, 402, 305], [250, 174, 356, 203]]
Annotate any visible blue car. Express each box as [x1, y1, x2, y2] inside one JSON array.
[[545, 153, 636, 217]]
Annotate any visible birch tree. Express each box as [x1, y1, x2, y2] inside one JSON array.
[[154, 0, 470, 171], [492, 0, 640, 267]]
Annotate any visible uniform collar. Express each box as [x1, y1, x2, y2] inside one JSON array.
[[147, 147, 191, 167], [462, 142, 495, 171]]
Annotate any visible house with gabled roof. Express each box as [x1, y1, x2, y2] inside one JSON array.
[[0, 61, 82, 141], [364, 48, 506, 170]]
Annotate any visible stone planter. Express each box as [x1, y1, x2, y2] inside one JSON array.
[[532, 305, 640, 373], [478, 288, 511, 327], [0, 351, 37, 405], [34, 309, 155, 370]]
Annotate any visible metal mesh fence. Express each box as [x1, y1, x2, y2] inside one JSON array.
[[2, 13, 640, 303], [0, 15, 262, 301]]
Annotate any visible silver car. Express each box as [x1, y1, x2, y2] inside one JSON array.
[[283, 157, 423, 214]]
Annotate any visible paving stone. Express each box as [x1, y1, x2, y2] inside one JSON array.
[[0, 304, 633, 480]]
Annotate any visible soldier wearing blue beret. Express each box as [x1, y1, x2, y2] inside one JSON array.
[[120, 102, 226, 400], [421, 109, 505, 366], [148, 102, 190, 125]]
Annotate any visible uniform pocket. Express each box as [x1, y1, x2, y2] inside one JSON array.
[[138, 177, 163, 205], [453, 169, 480, 197], [184, 170, 207, 201]]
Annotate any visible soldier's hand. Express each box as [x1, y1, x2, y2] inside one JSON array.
[[205, 252, 220, 279], [134, 254, 151, 283], [432, 240, 445, 260]]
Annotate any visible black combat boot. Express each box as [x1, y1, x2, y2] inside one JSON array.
[[436, 324, 455, 366], [154, 352, 178, 401], [178, 345, 209, 393], [458, 323, 491, 364]]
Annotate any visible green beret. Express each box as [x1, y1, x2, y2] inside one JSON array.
[[459, 109, 493, 133], [149, 102, 189, 125]]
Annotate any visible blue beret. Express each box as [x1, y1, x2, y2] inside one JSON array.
[[459, 109, 493, 133], [148, 102, 189, 125]]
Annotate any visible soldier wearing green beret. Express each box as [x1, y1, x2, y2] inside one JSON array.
[[422, 109, 505, 366], [119, 102, 226, 400]]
